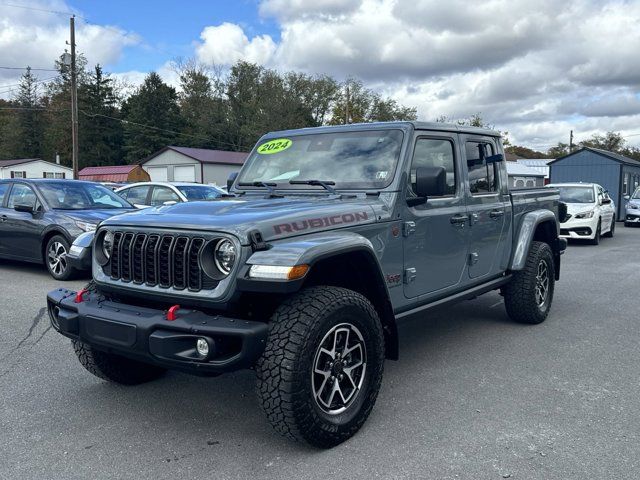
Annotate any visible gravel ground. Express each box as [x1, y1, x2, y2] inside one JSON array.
[[1, 226, 639, 480]]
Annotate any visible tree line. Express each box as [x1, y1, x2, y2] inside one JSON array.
[[1, 54, 638, 167], [0, 56, 417, 167]]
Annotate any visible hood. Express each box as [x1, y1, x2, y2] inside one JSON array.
[[101, 195, 384, 244], [564, 203, 595, 215], [63, 208, 136, 225]]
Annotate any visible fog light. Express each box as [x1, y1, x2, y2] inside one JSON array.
[[196, 338, 209, 357]]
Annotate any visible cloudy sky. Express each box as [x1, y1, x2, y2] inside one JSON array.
[[2, 0, 640, 151]]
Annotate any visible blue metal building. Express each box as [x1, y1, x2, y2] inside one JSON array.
[[549, 147, 640, 219]]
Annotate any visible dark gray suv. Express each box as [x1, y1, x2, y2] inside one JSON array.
[[0, 179, 133, 279]]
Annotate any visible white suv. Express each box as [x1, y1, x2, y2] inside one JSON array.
[[548, 182, 616, 245]]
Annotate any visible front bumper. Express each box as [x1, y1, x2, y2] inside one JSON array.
[[559, 216, 598, 239], [67, 245, 92, 271], [46, 288, 268, 375], [625, 212, 640, 223]]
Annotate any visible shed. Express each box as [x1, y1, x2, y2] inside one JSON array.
[[140, 146, 248, 186], [0, 158, 73, 179], [78, 165, 150, 183], [516, 158, 553, 180], [549, 147, 640, 218], [506, 162, 547, 189]]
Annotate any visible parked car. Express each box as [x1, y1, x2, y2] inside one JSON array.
[[547, 182, 616, 244], [48, 122, 566, 448], [0, 179, 134, 279], [115, 182, 226, 208], [624, 186, 640, 227], [100, 182, 126, 191]]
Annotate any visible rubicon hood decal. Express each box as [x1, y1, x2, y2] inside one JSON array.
[[274, 211, 369, 235]]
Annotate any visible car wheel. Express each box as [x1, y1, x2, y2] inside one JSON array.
[[256, 286, 385, 448], [72, 340, 166, 385], [589, 220, 601, 245], [45, 235, 77, 280], [503, 241, 555, 324], [603, 216, 615, 238]]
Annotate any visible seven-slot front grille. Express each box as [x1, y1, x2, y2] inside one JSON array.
[[107, 232, 207, 291]]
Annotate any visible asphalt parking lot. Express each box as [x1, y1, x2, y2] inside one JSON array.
[[1, 226, 639, 480]]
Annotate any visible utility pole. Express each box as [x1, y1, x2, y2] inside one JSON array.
[[70, 16, 79, 179], [569, 130, 574, 153], [345, 84, 350, 125]]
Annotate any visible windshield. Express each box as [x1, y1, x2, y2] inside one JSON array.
[[38, 182, 132, 210], [237, 129, 404, 190], [556, 186, 595, 204], [177, 185, 224, 201], [632, 187, 640, 200]]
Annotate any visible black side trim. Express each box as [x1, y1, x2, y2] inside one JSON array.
[[394, 275, 511, 320]]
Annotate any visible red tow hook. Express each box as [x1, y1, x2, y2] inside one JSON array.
[[74, 288, 89, 304], [167, 304, 181, 321]]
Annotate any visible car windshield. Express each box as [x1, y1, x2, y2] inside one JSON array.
[[38, 182, 132, 209], [632, 187, 640, 199], [237, 129, 404, 190], [556, 186, 595, 204], [177, 185, 224, 201]]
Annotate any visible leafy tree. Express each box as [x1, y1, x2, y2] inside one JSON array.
[[547, 142, 570, 158], [121, 72, 182, 162], [579, 131, 626, 152], [505, 145, 549, 159]]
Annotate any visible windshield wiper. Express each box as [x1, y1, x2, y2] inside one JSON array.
[[289, 179, 337, 195], [237, 181, 283, 198]]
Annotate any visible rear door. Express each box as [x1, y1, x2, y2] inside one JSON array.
[[403, 132, 469, 299], [0, 182, 12, 256], [462, 136, 510, 279]]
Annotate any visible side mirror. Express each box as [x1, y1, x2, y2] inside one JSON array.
[[162, 201, 177, 206], [408, 167, 447, 207], [624, 195, 630, 201], [602, 198, 612, 205], [227, 172, 239, 191], [14, 203, 35, 213]]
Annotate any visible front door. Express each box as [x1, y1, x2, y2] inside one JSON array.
[[2, 183, 43, 260], [403, 133, 469, 299], [462, 136, 509, 279]]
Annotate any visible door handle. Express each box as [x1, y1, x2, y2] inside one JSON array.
[[489, 209, 504, 219], [450, 214, 469, 226]]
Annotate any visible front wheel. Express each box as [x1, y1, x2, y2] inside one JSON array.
[[256, 286, 385, 448], [589, 220, 601, 245], [45, 235, 77, 280], [603, 216, 615, 238], [503, 241, 555, 324]]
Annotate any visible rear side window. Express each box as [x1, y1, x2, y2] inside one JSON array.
[[0, 183, 9, 206], [410, 138, 456, 196], [150, 187, 180, 206], [466, 141, 498, 194], [120, 186, 150, 205]]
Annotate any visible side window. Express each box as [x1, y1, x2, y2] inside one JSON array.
[[7, 184, 37, 209], [410, 138, 456, 196], [150, 187, 180, 206], [466, 141, 498, 194], [0, 183, 9, 206], [122, 186, 150, 205]]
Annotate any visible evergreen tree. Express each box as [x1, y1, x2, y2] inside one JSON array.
[[122, 72, 182, 162], [7, 67, 45, 158]]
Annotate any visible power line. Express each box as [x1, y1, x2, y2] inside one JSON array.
[[0, 2, 82, 17], [0, 66, 58, 72], [0, 75, 60, 96]]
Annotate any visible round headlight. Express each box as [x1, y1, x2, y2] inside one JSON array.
[[102, 231, 114, 259], [214, 239, 236, 275]]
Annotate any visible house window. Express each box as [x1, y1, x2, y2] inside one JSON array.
[[10, 171, 26, 178], [44, 172, 54, 178], [55, 172, 65, 179], [623, 173, 630, 195]]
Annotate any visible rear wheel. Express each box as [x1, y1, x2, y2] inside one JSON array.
[[256, 286, 384, 448], [72, 340, 166, 385], [504, 241, 555, 324]]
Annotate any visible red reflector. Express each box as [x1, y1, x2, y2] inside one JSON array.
[[167, 304, 181, 321], [74, 289, 88, 304]]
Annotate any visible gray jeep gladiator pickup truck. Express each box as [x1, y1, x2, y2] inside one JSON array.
[[47, 121, 566, 448]]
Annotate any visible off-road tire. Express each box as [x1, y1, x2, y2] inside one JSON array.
[[45, 234, 77, 280], [256, 286, 385, 448], [589, 220, 601, 245], [603, 217, 615, 238], [72, 340, 166, 385], [503, 241, 555, 324]]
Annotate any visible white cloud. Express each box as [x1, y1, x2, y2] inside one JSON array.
[[259, 0, 363, 19], [195, 23, 276, 66], [0, 0, 138, 93]]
